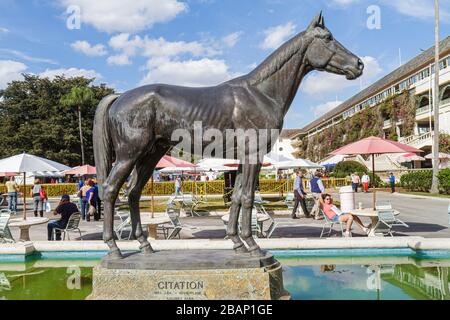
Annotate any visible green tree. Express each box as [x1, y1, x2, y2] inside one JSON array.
[[61, 86, 94, 165], [0, 75, 114, 167]]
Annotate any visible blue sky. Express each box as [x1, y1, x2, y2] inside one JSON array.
[[0, 0, 449, 129]]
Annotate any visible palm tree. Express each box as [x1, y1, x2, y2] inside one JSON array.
[[61, 86, 94, 165]]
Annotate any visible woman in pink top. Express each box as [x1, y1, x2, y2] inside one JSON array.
[[319, 194, 369, 237]]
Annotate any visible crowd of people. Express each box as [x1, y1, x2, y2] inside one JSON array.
[[77, 178, 101, 222]]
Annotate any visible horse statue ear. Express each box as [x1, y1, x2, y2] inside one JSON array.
[[307, 11, 325, 31]]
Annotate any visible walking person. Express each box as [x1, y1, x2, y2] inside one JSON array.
[[175, 176, 182, 195], [47, 195, 78, 241], [79, 180, 91, 221], [86, 180, 97, 222], [361, 173, 370, 193], [291, 171, 311, 219], [93, 179, 102, 220], [77, 177, 84, 210], [389, 173, 396, 193], [351, 172, 360, 193], [310, 171, 326, 220], [5, 176, 20, 213], [30, 179, 47, 217]]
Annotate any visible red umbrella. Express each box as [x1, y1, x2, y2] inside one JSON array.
[[65, 165, 97, 175], [156, 155, 197, 169], [330, 136, 422, 208]]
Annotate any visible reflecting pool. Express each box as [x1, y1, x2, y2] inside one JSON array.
[[0, 251, 449, 300]]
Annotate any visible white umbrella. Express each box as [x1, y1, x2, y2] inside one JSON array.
[[158, 167, 201, 173], [196, 158, 239, 172], [0, 153, 70, 219], [274, 158, 324, 170], [424, 152, 450, 160]]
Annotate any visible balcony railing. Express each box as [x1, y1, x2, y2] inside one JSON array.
[[416, 105, 431, 116]]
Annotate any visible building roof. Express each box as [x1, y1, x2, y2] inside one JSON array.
[[300, 36, 450, 133], [280, 129, 304, 139]]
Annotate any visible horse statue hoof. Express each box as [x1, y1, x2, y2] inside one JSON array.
[[234, 244, 249, 255], [140, 244, 154, 255], [107, 249, 123, 260], [249, 247, 265, 257]]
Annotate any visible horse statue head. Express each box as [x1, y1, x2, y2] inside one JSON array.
[[304, 12, 364, 80]]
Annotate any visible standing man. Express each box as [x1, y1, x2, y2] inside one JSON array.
[[310, 171, 326, 220], [361, 173, 370, 193], [292, 171, 310, 219], [47, 195, 79, 241], [351, 172, 360, 193], [5, 176, 20, 213], [389, 173, 396, 193]]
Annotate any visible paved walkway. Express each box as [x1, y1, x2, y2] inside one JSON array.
[[5, 191, 449, 242]]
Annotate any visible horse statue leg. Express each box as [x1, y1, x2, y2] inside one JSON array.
[[127, 148, 168, 254], [102, 158, 137, 259], [227, 166, 248, 254], [240, 162, 264, 257]]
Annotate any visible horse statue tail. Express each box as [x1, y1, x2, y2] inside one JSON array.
[[93, 94, 120, 200]]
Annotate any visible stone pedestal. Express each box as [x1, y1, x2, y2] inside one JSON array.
[[88, 250, 289, 300]]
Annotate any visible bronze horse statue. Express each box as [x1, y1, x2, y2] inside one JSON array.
[[93, 13, 364, 258]]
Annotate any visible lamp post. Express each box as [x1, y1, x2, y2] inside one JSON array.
[[431, 0, 440, 193]]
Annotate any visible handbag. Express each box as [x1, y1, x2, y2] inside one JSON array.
[[76, 189, 82, 198], [39, 187, 47, 200], [45, 201, 51, 213], [89, 204, 97, 217]]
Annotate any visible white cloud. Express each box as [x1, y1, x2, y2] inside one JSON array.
[[222, 32, 243, 48], [260, 22, 296, 50], [0, 27, 9, 33], [107, 54, 131, 66], [0, 60, 27, 89], [60, 0, 187, 33], [140, 58, 234, 87], [71, 40, 107, 57], [383, 0, 450, 20], [302, 56, 383, 95], [311, 100, 343, 118], [330, 0, 360, 5], [0, 49, 58, 65], [107, 33, 217, 66], [39, 67, 102, 80]]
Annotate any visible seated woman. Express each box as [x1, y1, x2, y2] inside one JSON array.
[[319, 194, 369, 237]]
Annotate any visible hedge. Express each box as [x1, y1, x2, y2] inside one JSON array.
[[437, 168, 450, 194], [400, 169, 450, 194]]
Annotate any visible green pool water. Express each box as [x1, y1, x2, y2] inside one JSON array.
[[1, 250, 449, 300]]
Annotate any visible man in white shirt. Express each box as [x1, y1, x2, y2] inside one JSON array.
[[292, 171, 310, 219]]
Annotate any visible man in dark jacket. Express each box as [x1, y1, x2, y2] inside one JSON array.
[[47, 195, 79, 241]]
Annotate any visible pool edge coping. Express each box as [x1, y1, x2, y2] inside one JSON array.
[[2, 237, 450, 258]]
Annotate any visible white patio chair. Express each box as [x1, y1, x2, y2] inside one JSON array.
[[0, 211, 14, 243]]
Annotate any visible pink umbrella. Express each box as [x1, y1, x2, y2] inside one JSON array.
[[0, 172, 18, 177], [331, 136, 422, 208], [156, 155, 197, 169], [65, 165, 97, 176]]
